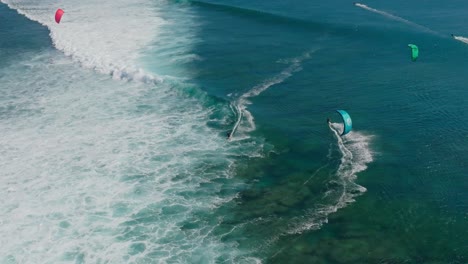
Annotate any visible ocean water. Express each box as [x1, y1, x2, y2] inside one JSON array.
[[0, 0, 467, 263]]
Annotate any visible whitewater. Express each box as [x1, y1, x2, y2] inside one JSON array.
[[0, 0, 263, 262]]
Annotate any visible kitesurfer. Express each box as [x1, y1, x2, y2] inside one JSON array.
[[226, 131, 231, 139], [327, 117, 331, 124]]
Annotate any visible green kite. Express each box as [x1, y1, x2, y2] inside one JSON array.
[[408, 44, 419, 61]]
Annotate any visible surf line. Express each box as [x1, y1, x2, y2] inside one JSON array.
[[354, 2, 442, 37], [228, 50, 316, 140]]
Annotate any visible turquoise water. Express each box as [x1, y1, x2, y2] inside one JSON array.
[[1, 0, 467, 263]]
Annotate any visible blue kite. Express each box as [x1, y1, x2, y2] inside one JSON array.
[[336, 110, 352, 136]]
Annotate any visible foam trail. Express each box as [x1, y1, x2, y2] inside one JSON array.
[[452, 35, 468, 44], [354, 2, 441, 36], [245, 123, 374, 257], [229, 103, 243, 140], [329, 123, 369, 204], [286, 122, 373, 234], [229, 50, 315, 139]]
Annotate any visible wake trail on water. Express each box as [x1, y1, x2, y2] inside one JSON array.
[[252, 123, 374, 258], [289, 122, 373, 233], [452, 35, 468, 44], [228, 103, 243, 141], [354, 2, 442, 37], [228, 50, 316, 140]]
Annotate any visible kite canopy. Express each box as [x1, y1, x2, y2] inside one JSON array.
[[336, 110, 352, 136], [55, 9, 64, 24], [408, 44, 418, 61]]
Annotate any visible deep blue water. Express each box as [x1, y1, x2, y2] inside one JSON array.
[[0, 0, 467, 263]]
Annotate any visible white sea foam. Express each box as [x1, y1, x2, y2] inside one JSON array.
[[0, 1, 261, 262], [0, 52, 259, 263], [1, 0, 168, 82], [452, 35, 468, 44], [287, 122, 374, 234]]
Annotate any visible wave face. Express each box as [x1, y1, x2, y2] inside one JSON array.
[[0, 1, 263, 263]]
